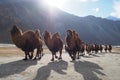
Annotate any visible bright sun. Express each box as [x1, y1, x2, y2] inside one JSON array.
[[44, 0, 64, 8]]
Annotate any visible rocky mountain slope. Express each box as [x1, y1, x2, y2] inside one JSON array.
[[0, 0, 120, 45]]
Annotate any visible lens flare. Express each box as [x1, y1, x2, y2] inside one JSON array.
[[44, 0, 64, 8]]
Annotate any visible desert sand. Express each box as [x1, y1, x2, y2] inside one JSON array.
[[0, 45, 120, 80]]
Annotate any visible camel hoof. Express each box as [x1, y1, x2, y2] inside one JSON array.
[[77, 57, 80, 59], [33, 57, 37, 60], [58, 57, 62, 60], [29, 56, 33, 59], [51, 58, 54, 61], [42, 53, 44, 56], [23, 58, 28, 60], [80, 53, 85, 56], [38, 57, 41, 60], [55, 56, 58, 59], [72, 58, 76, 61]]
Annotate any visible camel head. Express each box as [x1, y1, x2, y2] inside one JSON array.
[[67, 30, 73, 37], [10, 25, 22, 36], [43, 30, 51, 40], [10, 25, 23, 48]]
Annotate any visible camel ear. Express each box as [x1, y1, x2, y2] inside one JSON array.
[[11, 25, 19, 34]]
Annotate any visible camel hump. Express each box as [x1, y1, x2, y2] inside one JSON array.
[[53, 32, 60, 39], [35, 29, 42, 39]]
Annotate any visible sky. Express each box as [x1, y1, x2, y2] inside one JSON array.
[[43, 0, 120, 18]]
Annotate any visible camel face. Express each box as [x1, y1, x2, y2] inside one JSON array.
[[10, 25, 21, 35]]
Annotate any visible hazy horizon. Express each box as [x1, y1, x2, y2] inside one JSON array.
[[40, 0, 120, 18]]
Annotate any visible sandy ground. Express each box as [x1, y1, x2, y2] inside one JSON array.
[[0, 46, 120, 80]]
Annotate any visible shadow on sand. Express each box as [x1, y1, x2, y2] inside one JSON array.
[[0, 60, 37, 78], [33, 60, 68, 80], [73, 60, 106, 80]]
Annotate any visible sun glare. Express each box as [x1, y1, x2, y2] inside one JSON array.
[[44, 0, 64, 8]]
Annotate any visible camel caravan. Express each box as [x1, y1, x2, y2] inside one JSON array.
[[10, 25, 112, 61]]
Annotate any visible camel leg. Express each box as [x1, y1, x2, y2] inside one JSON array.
[[77, 52, 80, 59], [23, 52, 28, 60], [34, 49, 39, 60], [29, 51, 33, 59], [109, 50, 111, 53], [80, 51, 85, 56], [39, 47, 44, 59], [73, 52, 76, 61], [55, 53, 58, 59], [28, 52, 33, 60], [81, 52, 85, 56], [41, 48, 44, 56], [68, 52, 74, 60], [58, 50, 62, 60], [51, 52, 54, 61], [39, 50, 42, 60]]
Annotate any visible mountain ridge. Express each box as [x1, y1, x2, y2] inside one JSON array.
[[0, 0, 120, 45]]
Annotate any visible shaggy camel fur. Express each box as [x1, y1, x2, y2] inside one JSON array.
[[73, 30, 82, 59], [10, 25, 43, 60], [43, 30, 63, 61], [65, 30, 82, 60]]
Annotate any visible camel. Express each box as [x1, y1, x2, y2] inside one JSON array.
[[79, 42, 85, 56], [104, 45, 108, 52], [108, 44, 112, 52], [43, 30, 63, 61], [10, 25, 43, 60], [91, 44, 95, 53], [85, 43, 92, 55], [99, 45, 103, 53], [65, 30, 77, 60], [94, 44, 99, 54], [65, 30, 82, 60], [73, 30, 82, 59]]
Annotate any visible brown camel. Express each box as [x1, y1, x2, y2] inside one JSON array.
[[85, 43, 92, 55], [94, 44, 99, 54], [99, 45, 103, 53], [10, 25, 43, 60], [104, 45, 108, 52], [79, 42, 85, 56], [91, 44, 95, 53], [43, 30, 63, 61], [73, 30, 82, 59], [108, 44, 112, 52], [65, 30, 82, 60]]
